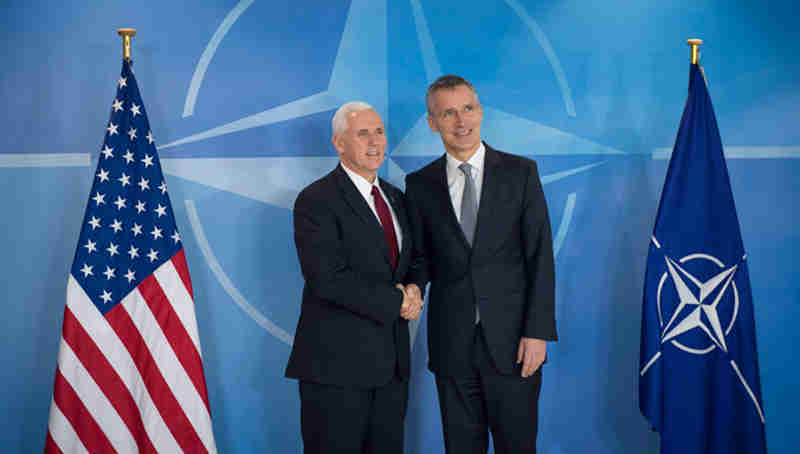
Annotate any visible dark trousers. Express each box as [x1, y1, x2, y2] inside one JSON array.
[[299, 377, 408, 454], [435, 324, 543, 454]]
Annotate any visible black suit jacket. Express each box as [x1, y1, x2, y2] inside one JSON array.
[[285, 164, 412, 388], [405, 143, 557, 377]]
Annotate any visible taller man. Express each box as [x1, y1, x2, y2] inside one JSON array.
[[405, 75, 557, 453], [286, 101, 422, 454]]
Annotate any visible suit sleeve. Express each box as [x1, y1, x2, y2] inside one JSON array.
[[293, 189, 403, 326], [521, 160, 558, 340], [403, 175, 430, 291]]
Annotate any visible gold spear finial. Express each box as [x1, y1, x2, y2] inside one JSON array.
[[687, 38, 703, 65], [117, 28, 137, 61]]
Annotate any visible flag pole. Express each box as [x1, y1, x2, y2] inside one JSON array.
[[687, 38, 702, 64], [117, 28, 136, 61]]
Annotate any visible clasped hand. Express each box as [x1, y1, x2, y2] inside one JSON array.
[[396, 283, 423, 321]]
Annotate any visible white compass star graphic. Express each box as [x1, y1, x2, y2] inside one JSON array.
[[660, 256, 738, 353], [152, 0, 618, 348], [642, 242, 765, 425]]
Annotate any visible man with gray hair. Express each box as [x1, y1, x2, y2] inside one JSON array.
[[405, 75, 557, 453], [285, 101, 422, 453]]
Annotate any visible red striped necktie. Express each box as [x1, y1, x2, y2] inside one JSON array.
[[371, 185, 399, 269]]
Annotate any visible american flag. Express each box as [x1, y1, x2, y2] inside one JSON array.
[[45, 59, 217, 454]]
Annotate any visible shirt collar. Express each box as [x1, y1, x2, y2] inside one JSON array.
[[340, 162, 381, 200], [446, 142, 486, 177]]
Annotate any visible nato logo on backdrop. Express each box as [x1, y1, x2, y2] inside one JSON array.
[[156, 0, 617, 344]]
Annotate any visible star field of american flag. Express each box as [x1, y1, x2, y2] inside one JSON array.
[[71, 60, 181, 314]]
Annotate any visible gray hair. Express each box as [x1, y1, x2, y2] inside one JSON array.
[[332, 101, 375, 136], [425, 74, 479, 115]]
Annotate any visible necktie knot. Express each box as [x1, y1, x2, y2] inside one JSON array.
[[459, 162, 472, 177]]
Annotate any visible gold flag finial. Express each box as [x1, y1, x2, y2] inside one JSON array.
[[687, 38, 703, 65], [117, 28, 137, 61]]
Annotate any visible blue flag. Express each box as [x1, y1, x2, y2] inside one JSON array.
[[639, 63, 766, 454]]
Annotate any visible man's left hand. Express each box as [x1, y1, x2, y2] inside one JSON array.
[[517, 337, 546, 378]]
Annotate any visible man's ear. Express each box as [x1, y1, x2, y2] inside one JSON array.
[[427, 115, 438, 132]]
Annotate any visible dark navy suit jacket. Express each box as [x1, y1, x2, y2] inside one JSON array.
[[286, 164, 412, 387], [405, 143, 557, 377]]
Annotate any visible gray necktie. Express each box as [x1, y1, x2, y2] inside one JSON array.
[[458, 162, 478, 246], [459, 162, 480, 323]]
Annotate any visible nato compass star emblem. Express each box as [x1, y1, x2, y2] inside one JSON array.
[[657, 252, 739, 355], [147, 0, 621, 346], [641, 238, 765, 423]]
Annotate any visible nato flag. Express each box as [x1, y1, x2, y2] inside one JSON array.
[[639, 63, 767, 454]]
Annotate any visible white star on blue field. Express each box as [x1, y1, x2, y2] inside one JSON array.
[[144, 0, 624, 345]]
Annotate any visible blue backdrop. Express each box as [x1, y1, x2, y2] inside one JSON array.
[[2, 1, 797, 452]]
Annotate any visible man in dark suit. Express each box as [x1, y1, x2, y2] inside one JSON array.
[[405, 75, 557, 454], [285, 101, 423, 454]]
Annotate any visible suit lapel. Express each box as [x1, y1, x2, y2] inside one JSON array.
[[426, 156, 471, 252], [334, 165, 393, 267], [381, 180, 408, 249], [472, 144, 501, 255], [381, 179, 411, 275]]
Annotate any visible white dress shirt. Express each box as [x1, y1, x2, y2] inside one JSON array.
[[341, 164, 403, 251], [445, 142, 486, 222]]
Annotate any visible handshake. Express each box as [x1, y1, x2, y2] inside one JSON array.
[[396, 283, 424, 321]]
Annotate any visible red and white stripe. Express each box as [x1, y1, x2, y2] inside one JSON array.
[[46, 250, 217, 454]]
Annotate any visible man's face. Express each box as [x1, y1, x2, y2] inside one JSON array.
[[333, 109, 387, 181], [427, 85, 483, 159]]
